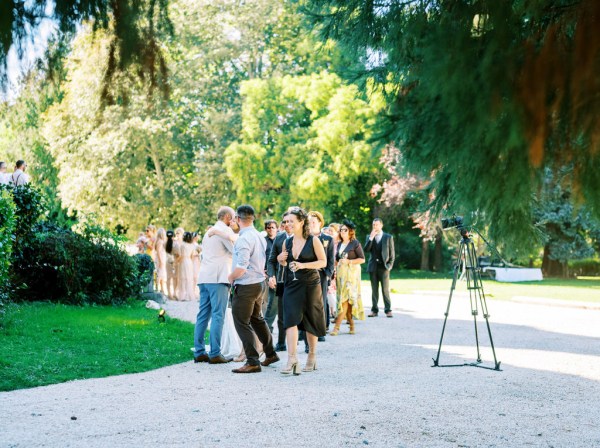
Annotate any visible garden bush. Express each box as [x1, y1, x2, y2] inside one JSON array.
[[0, 184, 146, 305], [134, 254, 155, 292], [12, 221, 145, 305], [0, 190, 16, 314], [569, 258, 600, 276], [0, 184, 45, 240]]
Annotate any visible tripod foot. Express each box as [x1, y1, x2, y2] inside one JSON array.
[[494, 361, 502, 371], [432, 358, 439, 367]]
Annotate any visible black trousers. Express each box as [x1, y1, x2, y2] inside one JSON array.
[[276, 293, 286, 345], [319, 271, 329, 330], [370, 266, 391, 313], [232, 281, 275, 366]]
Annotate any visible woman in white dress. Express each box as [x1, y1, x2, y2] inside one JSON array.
[[165, 230, 176, 298], [175, 231, 196, 301], [154, 228, 168, 295], [191, 232, 202, 298]]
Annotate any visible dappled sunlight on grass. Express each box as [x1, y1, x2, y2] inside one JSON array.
[[0, 302, 194, 391]]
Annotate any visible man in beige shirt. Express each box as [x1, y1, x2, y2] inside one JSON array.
[[193, 206, 235, 364]]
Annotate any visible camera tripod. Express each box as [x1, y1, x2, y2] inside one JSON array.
[[432, 229, 501, 371]]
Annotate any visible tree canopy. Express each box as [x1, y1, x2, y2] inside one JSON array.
[[305, 0, 600, 249], [1, 0, 171, 100]]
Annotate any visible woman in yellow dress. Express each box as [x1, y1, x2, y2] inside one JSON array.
[[331, 220, 365, 335]]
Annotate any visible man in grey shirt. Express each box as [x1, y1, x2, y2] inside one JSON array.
[[228, 204, 279, 373]]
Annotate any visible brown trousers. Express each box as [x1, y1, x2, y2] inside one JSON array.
[[231, 281, 275, 366]]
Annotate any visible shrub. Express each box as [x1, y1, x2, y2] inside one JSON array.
[[12, 221, 145, 305], [0, 184, 45, 240], [134, 254, 155, 292], [569, 258, 600, 276], [0, 190, 16, 314], [394, 231, 423, 270]]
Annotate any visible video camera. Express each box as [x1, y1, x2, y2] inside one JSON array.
[[441, 215, 464, 230]]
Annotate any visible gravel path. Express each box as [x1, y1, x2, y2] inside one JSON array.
[[1, 286, 599, 448]]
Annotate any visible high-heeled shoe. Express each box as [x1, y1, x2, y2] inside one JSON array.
[[349, 323, 355, 335], [330, 326, 340, 336], [280, 355, 300, 375], [302, 354, 317, 372]]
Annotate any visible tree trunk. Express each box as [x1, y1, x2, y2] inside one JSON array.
[[420, 238, 430, 271], [542, 244, 568, 277], [433, 227, 443, 272]]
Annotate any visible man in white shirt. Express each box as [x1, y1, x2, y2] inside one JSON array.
[[193, 206, 236, 364], [0, 161, 9, 185], [10, 160, 29, 186]]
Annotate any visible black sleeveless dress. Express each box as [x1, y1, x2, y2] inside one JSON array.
[[282, 236, 326, 337]]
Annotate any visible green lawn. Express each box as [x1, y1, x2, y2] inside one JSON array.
[[0, 301, 195, 392], [362, 270, 600, 302]]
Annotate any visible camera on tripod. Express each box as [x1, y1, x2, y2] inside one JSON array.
[[441, 215, 464, 230]]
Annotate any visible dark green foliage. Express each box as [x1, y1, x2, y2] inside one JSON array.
[[11, 221, 144, 305], [535, 166, 600, 276], [568, 259, 600, 277], [134, 254, 155, 292], [0, 184, 46, 240], [394, 231, 423, 270], [305, 1, 600, 252], [0, 190, 16, 312], [1, 0, 172, 101]]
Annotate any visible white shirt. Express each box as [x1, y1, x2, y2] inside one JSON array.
[[10, 169, 29, 186], [369, 231, 383, 243], [0, 172, 10, 185]]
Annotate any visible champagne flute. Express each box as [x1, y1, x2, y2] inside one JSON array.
[[290, 258, 299, 281]]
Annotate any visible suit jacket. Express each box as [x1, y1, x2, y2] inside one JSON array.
[[267, 231, 289, 282], [364, 232, 395, 272], [318, 232, 335, 280]]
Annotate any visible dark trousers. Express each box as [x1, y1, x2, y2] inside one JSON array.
[[264, 287, 278, 332], [276, 293, 286, 345], [232, 281, 275, 366], [370, 266, 391, 313], [319, 272, 329, 330]]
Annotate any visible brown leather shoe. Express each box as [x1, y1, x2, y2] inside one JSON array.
[[209, 354, 233, 364], [193, 354, 209, 363], [232, 363, 262, 373], [368, 312, 378, 317], [261, 353, 280, 367], [386, 311, 393, 318]]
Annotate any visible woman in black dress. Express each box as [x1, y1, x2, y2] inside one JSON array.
[[278, 207, 327, 374]]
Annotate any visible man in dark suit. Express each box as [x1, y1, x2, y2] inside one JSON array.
[[308, 211, 335, 342], [262, 219, 279, 329], [364, 218, 395, 317], [267, 212, 291, 352]]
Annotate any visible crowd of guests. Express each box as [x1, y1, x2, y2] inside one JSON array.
[[0, 160, 30, 186], [137, 225, 202, 301], [188, 204, 395, 375]]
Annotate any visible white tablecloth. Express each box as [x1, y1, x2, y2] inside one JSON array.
[[483, 267, 543, 282]]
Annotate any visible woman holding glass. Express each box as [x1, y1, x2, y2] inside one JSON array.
[[331, 219, 365, 335], [278, 207, 327, 374]]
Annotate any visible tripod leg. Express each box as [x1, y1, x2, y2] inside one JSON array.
[[478, 285, 502, 370], [466, 241, 482, 363], [433, 241, 463, 367]]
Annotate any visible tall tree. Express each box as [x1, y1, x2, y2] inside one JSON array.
[[1, 0, 172, 100], [535, 166, 598, 277], [226, 71, 383, 225], [305, 0, 600, 251]]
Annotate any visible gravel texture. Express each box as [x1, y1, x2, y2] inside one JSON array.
[[1, 286, 599, 448]]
